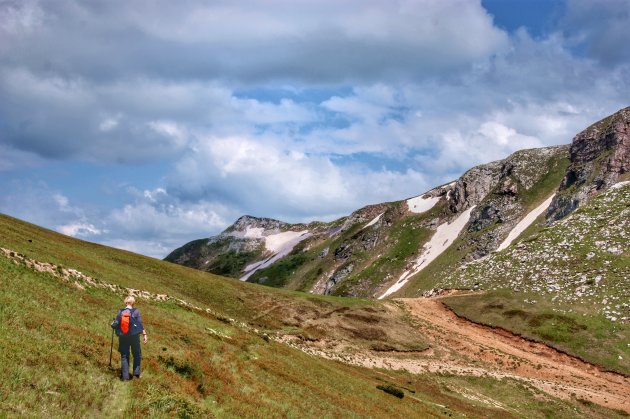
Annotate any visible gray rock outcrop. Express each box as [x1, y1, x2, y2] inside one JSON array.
[[547, 107, 630, 221]]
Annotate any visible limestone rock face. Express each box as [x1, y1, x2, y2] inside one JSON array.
[[458, 146, 569, 261], [227, 215, 288, 234], [448, 161, 503, 213], [547, 107, 630, 221], [449, 146, 566, 214], [165, 145, 570, 296]]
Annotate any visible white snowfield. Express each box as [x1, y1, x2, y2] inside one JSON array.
[[379, 206, 476, 299], [243, 227, 264, 239], [363, 212, 384, 229], [407, 195, 440, 214], [496, 194, 555, 252], [611, 180, 630, 190], [239, 229, 311, 281]]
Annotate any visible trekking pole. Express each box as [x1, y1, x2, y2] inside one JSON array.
[[109, 323, 115, 368]]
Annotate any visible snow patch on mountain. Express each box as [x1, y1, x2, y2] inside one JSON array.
[[363, 212, 384, 229], [611, 180, 630, 190], [266, 230, 310, 253], [243, 227, 264, 239], [407, 195, 440, 214], [496, 194, 555, 252], [379, 206, 476, 299], [240, 230, 311, 281]]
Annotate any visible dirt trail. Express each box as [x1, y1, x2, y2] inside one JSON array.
[[400, 296, 630, 413], [278, 293, 630, 413]]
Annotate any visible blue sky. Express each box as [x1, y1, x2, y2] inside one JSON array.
[[1, 0, 629, 258]]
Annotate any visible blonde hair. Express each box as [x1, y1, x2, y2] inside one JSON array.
[[124, 296, 136, 306]]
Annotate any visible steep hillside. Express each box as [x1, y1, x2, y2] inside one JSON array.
[[437, 181, 630, 374], [166, 146, 569, 300], [164, 216, 309, 278], [2, 214, 629, 417]]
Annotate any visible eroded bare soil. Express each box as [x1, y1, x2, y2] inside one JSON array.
[[279, 293, 630, 413]]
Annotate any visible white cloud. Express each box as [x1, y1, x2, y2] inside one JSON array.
[[99, 117, 119, 132], [103, 189, 231, 257], [58, 222, 102, 237], [0, 184, 102, 239], [0, 144, 45, 171], [2, 0, 630, 259], [98, 239, 175, 260], [169, 135, 433, 221], [0, 0, 44, 37], [147, 120, 189, 148]]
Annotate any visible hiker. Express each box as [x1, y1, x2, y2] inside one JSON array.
[[111, 296, 148, 380]]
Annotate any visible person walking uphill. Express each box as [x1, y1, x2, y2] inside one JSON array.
[[111, 296, 148, 380]]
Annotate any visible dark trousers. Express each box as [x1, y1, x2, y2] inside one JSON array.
[[119, 333, 141, 380]]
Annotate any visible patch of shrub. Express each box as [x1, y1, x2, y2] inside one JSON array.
[[158, 355, 195, 378], [377, 384, 404, 399]]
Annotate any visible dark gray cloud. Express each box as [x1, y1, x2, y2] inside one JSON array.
[[0, 0, 506, 83]]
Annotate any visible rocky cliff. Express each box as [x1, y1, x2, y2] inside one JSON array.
[[547, 106, 630, 221], [166, 108, 629, 300], [166, 145, 569, 298]]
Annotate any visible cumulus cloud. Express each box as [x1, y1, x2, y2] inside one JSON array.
[[0, 180, 232, 258], [58, 222, 102, 237], [1, 0, 629, 257], [1, 0, 506, 83], [0, 182, 100, 238], [0, 70, 316, 162], [168, 135, 433, 221]]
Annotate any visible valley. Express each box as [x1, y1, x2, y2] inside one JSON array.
[[1, 107, 629, 417]]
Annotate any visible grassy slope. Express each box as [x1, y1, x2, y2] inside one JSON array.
[[1, 214, 623, 417], [440, 184, 630, 374], [397, 152, 570, 298], [332, 212, 436, 297], [248, 201, 446, 298], [246, 212, 389, 293], [165, 236, 265, 278]]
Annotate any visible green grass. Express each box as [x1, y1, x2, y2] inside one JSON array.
[[438, 184, 630, 374], [443, 290, 630, 375], [397, 152, 570, 297], [1, 258, 433, 417], [1, 213, 626, 417], [518, 153, 570, 208], [333, 215, 433, 296], [248, 241, 312, 288]]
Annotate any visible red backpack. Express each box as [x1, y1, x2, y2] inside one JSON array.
[[120, 309, 132, 335], [112, 308, 136, 336]]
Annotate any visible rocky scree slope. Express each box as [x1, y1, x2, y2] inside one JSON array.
[[440, 182, 630, 373], [165, 215, 311, 278], [166, 107, 629, 300], [446, 182, 630, 319], [166, 145, 569, 298]]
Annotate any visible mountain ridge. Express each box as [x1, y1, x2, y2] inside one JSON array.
[[166, 107, 629, 302], [165, 144, 570, 297]]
